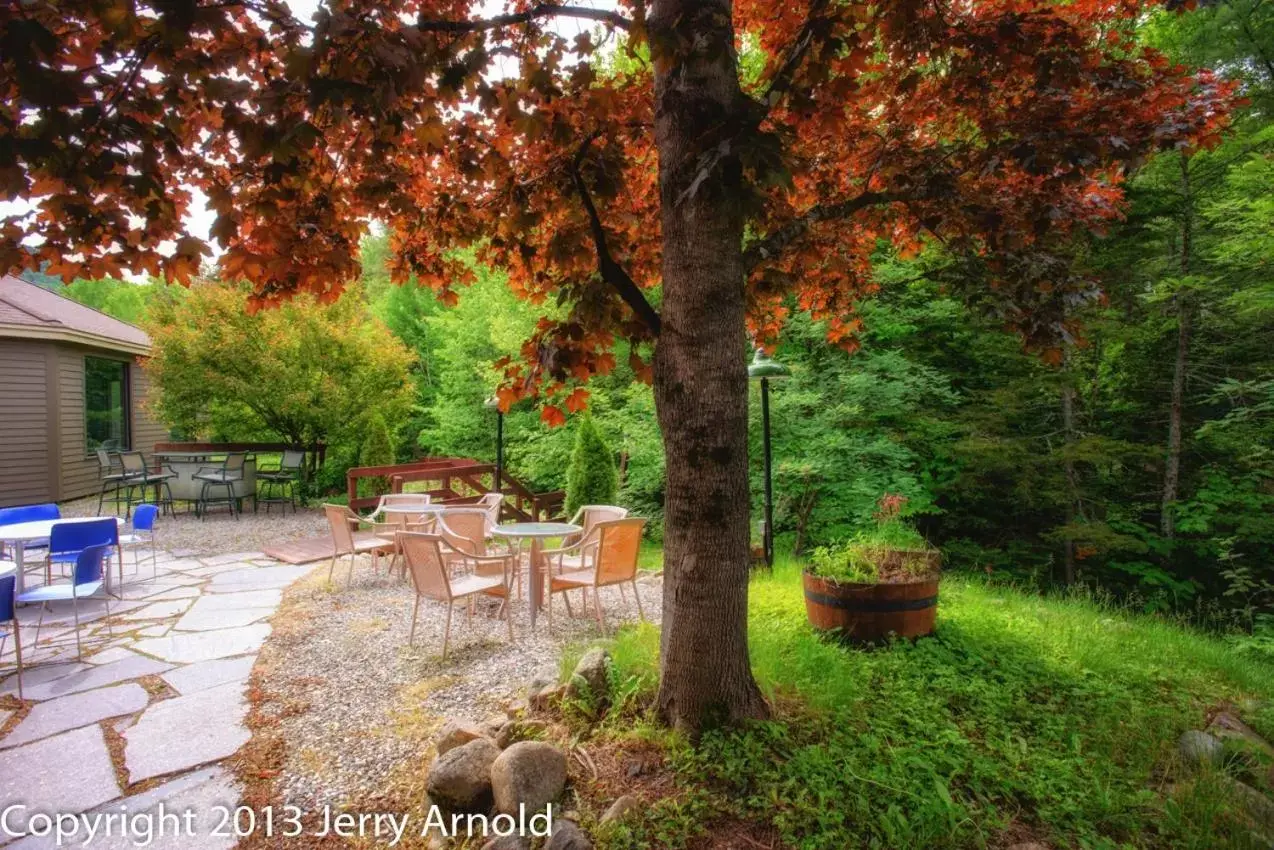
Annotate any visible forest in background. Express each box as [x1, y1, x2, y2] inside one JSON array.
[[51, 0, 1274, 626]]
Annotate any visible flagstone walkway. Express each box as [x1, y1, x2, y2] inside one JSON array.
[[0, 550, 313, 849]]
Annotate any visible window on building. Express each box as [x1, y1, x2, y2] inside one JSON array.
[[85, 357, 130, 452]]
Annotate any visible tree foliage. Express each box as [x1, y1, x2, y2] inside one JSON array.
[[143, 281, 414, 454], [566, 415, 619, 516]]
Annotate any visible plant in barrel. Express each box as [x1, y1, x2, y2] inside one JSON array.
[[804, 494, 941, 642]]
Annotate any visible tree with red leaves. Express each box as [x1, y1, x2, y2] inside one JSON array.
[[0, 0, 1236, 732]]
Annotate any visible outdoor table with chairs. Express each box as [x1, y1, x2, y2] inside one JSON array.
[[320, 493, 649, 657]]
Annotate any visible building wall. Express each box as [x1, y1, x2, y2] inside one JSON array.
[[56, 345, 168, 502], [0, 339, 55, 507]]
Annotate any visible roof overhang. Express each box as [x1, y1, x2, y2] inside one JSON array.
[[0, 323, 150, 356]]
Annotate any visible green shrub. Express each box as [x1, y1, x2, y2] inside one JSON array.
[[809, 493, 937, 583], [357, 411, 396, 497], [565, 415, 618, 515]]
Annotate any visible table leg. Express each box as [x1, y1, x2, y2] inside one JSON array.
[[529, 537, 543, 627], [13, 541, 24, 597]]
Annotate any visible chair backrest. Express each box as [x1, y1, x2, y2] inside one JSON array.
[[0, 574, 15, 621], [436, 509, 488, 556], [378, 493, 432, 509], [132, 504, 159, 532], [48, 518, 118, 557], [224, 452, 247, 473], [476, 493, 503, 533], [594, 518, 646, 585], [119, 451, 146, 474], [323, 504, 357, 555], [580, 505, 629, 542], [0, 503, 60, 527], [280, 450, 306, 471], [73, 543, 110, 586], [96, 449, 119, 474], [398, 532, 452, 601]]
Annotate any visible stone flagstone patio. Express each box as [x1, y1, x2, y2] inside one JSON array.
[[0, 549, 312, 848]]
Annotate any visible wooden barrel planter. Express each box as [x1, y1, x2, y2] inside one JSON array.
[[803, 560, 940, 643]]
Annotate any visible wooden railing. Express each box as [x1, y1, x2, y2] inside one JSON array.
[[345, 457, 476, 512], [386, 461, 566, 522]]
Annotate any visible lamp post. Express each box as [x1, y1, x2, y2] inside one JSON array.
[[484, 396, 504, 492], [748, 347, 790, 568]]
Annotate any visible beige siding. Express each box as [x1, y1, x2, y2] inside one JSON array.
[[56, 346, 169, 502], [0, 339, 54, 507]]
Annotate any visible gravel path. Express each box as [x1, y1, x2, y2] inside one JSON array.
[[61, 496, 327, 556], [251, 556, 663, 810]]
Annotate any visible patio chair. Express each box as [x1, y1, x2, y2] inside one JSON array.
[[18, 543, 114, 661], [0, 573, 23, 699], [555, 505, 630, 606], [475, 492, 504, 535], [193, 452, 246, 520], [44, 518, 121, 591], [397, 531, 513, 658], [542, 517, 647, 633], [323, 504, 395, 585], [118, 451, 176, 518], [0, 503, 58, 560], [436, 507, 519, 594], [256, 449, 305, 514], [95, 449, 127, 515], [366, 493, 432, 522], [371, 513, 435, 578], [118, 504, 159, 579]]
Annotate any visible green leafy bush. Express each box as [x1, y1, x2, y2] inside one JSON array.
[[809, 494, 937, 584], [357, 411, 396, 498], [566, 415, 618, 516]]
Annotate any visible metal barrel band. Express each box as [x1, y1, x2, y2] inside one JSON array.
[[803, 590, 939, 613]]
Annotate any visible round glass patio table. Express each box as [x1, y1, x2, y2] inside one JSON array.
[[0, 517, 124, 596], [492, 522, 582, 627]]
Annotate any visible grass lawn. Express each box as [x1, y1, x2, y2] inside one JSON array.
[[564, 557, 1274, 849]]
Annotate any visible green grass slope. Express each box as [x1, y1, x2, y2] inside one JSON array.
[[580, 559, 1274, 850]]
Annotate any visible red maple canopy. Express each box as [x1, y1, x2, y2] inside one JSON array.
[[0, 0, 1234, 423]]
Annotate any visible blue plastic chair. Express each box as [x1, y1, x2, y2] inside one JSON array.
[[0, 574, 23, 699], [45, 519, 119, 590], [18, 544, 112, 661], [119, 504, 159, 578], [0, 503, 59, 560]]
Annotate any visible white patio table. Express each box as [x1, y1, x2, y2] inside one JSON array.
[[491, 521, 581, 627], [0, 517, 124, 596]]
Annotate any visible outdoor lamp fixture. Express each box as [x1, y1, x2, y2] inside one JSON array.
[[484, 396, 504, 492], [748, 346, 790, 568]]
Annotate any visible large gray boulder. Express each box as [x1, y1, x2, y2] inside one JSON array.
[[435, 720, 490, 756], [427, 738, 501, 813], [544, 820, 593, 850], [490, 741, 568, 815], [565, 647, 610, 705], [1178, 730, 1224, 768]]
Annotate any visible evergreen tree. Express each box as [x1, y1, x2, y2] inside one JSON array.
[[358, 411, 397, 498], [566, 416, 618, 516]]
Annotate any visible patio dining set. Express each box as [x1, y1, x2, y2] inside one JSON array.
[[0, 501, 162, 698], [95, 448, 307, 520], [323, 494, 647, 658]]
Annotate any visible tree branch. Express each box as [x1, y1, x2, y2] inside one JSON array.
[[742, 190, 916, 274], [571, 131, 662, 336], [760, 0, 832, 111], [415, 4, 631, 33]]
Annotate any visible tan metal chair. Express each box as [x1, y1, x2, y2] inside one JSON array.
[[561, 505, 630, 569], [366, 493, 432, 521], [397, 531, 514, 658], [475, 492, 504, 535], [323, 504, 394, 585], [542, 517, 646, 633]]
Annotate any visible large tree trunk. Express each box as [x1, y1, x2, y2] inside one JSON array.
[[649, 0, 768, 734]]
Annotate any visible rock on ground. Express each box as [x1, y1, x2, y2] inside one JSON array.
[[435, 720, 491, 756], [601, 794, 640, 824], [491, 741, 567, 816], [544, 820, 593, 850], [566, 647, 610, 705], [1178, 729, 1224, 768], [427, 737, 501, 813]]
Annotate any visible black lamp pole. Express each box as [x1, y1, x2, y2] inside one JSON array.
[[485, 396, 504, 491], [748, 348, 790, 569]]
